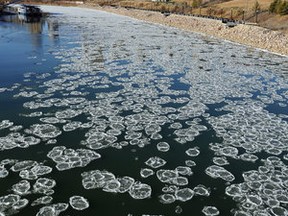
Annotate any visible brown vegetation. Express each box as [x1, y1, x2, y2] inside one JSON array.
[[76, 0, 287, 31]]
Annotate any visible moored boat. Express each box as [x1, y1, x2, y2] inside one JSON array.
[[17, 4, 42, 16], [2, 4, 42, 16]]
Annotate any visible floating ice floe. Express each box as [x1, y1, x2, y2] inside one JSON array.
[[156, 168, 190, 186], [185, 147, 200, 157], [239, 153, 258, 162], [129, 182, 152, 200], [175, 205, 183, 214], [55, 109, 82, 119], [40, 117, 66, 124], [145, 157, 166, 169], [202, 206, 220, 216], [0, 133, 41, 151], [156, 169, 178, 184], [31, 196, 53, 206], [193, 185, 210, 196], [36, 203, 68, 216], [12, 180, 31, 195], [83, 131, 118, 150], [175, 166, 193, 176], [26, 124, 62, 140], [205, 165, 235, 182], [117, 176, 135, 193], [33, 178, 56, 195], [21, 111, 43, 117], [207, 101, 288, 157], [174, 188, 194, 202], [19, 165, 52, 180], [0, 88, 7, 93], [11, 160, 38, 172], [0, 120, 14, 130], [47, 146, 101, 171], [156, 142, 170, 152], [81, 169, 151, 199], [0, 194, 28, 213], [12, 198, 29, 210], [14, 91, 38, 98], [140, 168, 154, 178], [0, 166, 9, 178], [69, 196, 89, 210], [225, 156, 288, 215], [185, 160, 196, 167], [212, 157, 229, 166], [159, 194, 176, 204], [9, 125, 23, 132], [63, 121, 82, 132]]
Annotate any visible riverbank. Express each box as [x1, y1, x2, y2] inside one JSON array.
[[82, 4, 288, 56]]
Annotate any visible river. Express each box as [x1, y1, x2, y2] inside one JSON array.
[[0, 6, 288, 216]]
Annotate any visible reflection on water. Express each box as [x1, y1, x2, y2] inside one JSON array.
[[0, 13, 60, 86], [0, 14, 43, 33], [0, 13, 59, 38]]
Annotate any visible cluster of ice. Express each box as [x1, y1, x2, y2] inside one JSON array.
[[0, 133, 41, 151], [36, 203, 68, 216], [47, 146, 101, 171], [0, 194, 28, 214], [19, 165, 53, 180], [0, 120, 14, 130], [173, 120, 207, 144], [205, 165, 235, 182], [207, 101, 288, 157], [33, 177, 56, 195], [159, 185, 196, 204], [11, 177, 56, 197], [156, 167, 192, 186], [226, 157, 288, 215], [25, 124, 62, 140], [9, 160, 52, 180], [31, 196, 53, 206], [14, 91, 38, 98], [81, 170, 151, 199], [145, 156, 167, 169], [11, 160, 38, 172]]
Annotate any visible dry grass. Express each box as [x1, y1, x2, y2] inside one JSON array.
[[217, 0, 273, 10]]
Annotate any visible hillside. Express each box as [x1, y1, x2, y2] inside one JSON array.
[[1, 0, 288, 32], [83, 0, 288, 32]]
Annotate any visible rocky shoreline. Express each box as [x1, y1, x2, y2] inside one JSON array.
[[83, 4, 288, 57]]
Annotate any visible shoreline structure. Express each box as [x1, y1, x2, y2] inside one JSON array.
[[82, 4, 288, 57]]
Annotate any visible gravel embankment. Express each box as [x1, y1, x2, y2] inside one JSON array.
[[84, 5, 288, 56]]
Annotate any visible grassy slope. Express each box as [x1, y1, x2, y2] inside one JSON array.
[[1, 0, 287, 32], [216, 0, 288, 31]]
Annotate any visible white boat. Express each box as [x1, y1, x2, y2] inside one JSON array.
[[3, 4, 42, 16]]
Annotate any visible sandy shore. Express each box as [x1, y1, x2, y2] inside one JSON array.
[[82, 4, 288, 57]]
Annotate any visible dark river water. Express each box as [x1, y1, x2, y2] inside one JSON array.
[[0, 6, 288, 216]]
